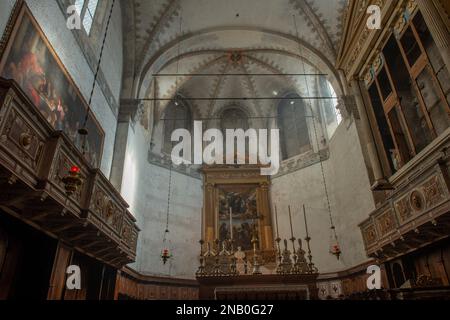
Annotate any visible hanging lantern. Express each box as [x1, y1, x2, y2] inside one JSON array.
[[329, 226, 341, 260], [330, 243, 341, 260], [161, 247, 172, 264], [61, 165, 82, 196]]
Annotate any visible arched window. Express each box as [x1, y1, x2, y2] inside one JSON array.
[[319, 79, 342, 138], [162, 99, 192, 155], [74, 0, 100, 35], [277, 94, 311, 160], [220, 108, 249, 162], [220, 108, 249, 131]]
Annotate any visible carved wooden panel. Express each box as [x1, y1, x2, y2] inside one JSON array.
[[395, 196, 412, 223], [362, 223, 377, 246], [375, 209, 396, 236], [422, 175, 447, 208], [49, 147, 88, 206], [0, 101, 45, 175], [121, 214, 138, 253], [89, 183, 123, 234]]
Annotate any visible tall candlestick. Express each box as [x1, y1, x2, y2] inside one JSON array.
[[288, 205, 296, 255], [288, 205, 294, 238], [274, 205, 280, 238], [229, 207, 233, 240], [303, 204, 309, 238]]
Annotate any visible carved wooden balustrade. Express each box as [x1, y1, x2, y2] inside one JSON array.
[[359, 131, 450, 262], [0, 78, 139, 268]]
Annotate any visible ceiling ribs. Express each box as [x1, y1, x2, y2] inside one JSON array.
[[137, 26, 339, 95], [290, 0, 336, 60], [153, 53, 302, 104], [154, 48, 321, 77], [154, 55, 228, 114], [239, 62, 262, 114], [243, 54, 298, 91], [206, 59, 231, 115], [135, 0, 181, 73]]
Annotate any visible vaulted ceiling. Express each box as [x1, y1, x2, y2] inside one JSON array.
[[120, 0, 349, 117]]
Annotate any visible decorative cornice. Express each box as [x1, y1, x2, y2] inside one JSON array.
[[135, 0, 181, 73], [273, 148, 330, 179], [147, 151, 202, 180]]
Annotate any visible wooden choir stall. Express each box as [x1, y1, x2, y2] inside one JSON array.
[[0, 79, 139, 299]]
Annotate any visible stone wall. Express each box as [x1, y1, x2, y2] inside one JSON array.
[[271, 118, 376, 273], [125, 117, 374, 278], [120, 123, 203, 279]]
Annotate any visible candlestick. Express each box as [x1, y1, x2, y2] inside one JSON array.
[[274, 205, 280, 239], [288, 206, 296, 256], [288, 205, 294, 239], [229, 207, 233, 240], [303, 204, 316, 273], [303, 204, 309, 238]]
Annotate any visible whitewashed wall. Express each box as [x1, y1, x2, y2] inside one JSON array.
[[271, 118, 375, 273], [0, 0, 123, 177], [121, 123, 203, 279]]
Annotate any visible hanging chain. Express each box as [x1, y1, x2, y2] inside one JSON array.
[[174, 11, 182, 101], [292, 15, 338, 241], [80, 0, 116, 154], [162, 8, 182, 244], [163, 162, 173, 242]]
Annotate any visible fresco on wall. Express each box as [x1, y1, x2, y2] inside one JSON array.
[[0, 5, 104, 168], [218, 187, 260, 251]]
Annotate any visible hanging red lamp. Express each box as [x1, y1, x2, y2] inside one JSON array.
[[161, 247, 172, 265], [61, 165, 82, 196]]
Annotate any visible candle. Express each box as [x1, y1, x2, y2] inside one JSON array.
[[274, 205, 279, 238], [229, 207, 233, 240], [288, 205, 294, 238], [303, 204, 309, 238]]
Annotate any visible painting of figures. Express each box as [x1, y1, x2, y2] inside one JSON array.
[[0, 5, 104, 168], [218, 186, 260, 251]]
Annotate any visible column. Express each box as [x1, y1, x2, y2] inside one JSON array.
[[203, 182, 215, 242], [258, 181, 274, 250], [109, 100, 143, 190], [350, 79, 388, 188], [337, 70, 351, 119], [416, 0, 450, 75]]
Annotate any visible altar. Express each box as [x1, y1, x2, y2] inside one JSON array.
[[197, 274, 319, 300], [197, 164, 319, 300]]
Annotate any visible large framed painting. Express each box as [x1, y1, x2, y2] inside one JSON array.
[[218, 186, 261, 251], [0, 3, 104, 168]]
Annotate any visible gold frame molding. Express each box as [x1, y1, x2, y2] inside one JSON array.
[[201, 164, 274, 253]]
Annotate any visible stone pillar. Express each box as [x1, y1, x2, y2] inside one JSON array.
[[337, 70, 351, 119], [257, 181, 274, 250], [109, 121, 130, 190], [416, 0, 450, 75], [203, 182, 215, 243], [109, 100, 143, 190], [350, 79, 388, 188]]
